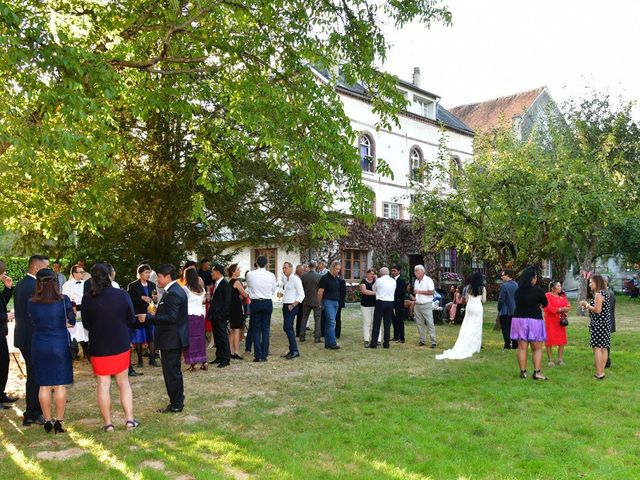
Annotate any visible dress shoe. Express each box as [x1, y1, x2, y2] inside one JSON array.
[[157, 405, 183, 413], [208, 359, 221, 364], [364, 341, 370, 347], [23, 415, 46, 426], [0, 394, 19, 404], [327, 345, 340, 350], [253, 358, 262, 363], [280, 352, 291, 358], [418, 342, 427, 347], [286, 352, 300, 359], [231, 353, 243, 360], [128, 368, 143, 377], [217, 362, 230, 368], [149, 359, 160, 367], [430, 344, 437, 349]]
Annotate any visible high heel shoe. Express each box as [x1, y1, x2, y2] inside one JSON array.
[[53, 419, 65, 434], [43, 420, 53, 433], [519, 370, 527, 379]]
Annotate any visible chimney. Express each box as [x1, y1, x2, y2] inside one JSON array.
[[412, 67, 421, 87]]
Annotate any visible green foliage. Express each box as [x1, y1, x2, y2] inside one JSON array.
[[0, 0, 451, 268], [0, 256, 29, 280], [412, 92, 640, 296]]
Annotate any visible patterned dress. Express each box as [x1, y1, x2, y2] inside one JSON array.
[[588, 289, 611, 348]]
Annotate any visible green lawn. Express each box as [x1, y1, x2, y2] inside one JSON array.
[[1, 299, 639, 479]]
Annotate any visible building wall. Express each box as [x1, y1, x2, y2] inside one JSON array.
[[519, 89, 562, 141], [337, 92, 474, 220], [225, 87, 474, 284]]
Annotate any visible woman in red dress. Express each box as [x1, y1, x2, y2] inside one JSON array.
[[543, 280, 570, 366]]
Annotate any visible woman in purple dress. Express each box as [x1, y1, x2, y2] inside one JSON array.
[[183, 267, 207, 370], [511, 266, 549, 380]]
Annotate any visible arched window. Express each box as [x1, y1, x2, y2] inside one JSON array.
[[359, 134, 374, 173], [449, 156, 463, 189], [410, 147, 423, 182]]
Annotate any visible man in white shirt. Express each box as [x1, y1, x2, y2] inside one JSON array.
[[62, 264, 90, 357], [369, 267, 396, 349], [413, 265, 437, 348], [281, 262, 305, 359], [246, 255, 277, 362]]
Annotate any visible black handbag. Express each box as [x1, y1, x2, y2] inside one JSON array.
[[559, 313, 569, 327]]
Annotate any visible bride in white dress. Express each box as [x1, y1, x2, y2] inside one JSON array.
[[436, 272, 486, 360]]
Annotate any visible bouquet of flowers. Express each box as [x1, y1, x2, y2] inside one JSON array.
[[441, 272, 463, 282]]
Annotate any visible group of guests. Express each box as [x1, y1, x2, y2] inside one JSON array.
[[498, 267, 615, 380], [0, 254, 623, 434], [358, 265, 437, 349]]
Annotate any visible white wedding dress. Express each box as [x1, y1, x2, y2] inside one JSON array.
[[436, 288, 486, 360]]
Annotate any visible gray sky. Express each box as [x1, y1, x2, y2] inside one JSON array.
[[381, 0, 640, 118]]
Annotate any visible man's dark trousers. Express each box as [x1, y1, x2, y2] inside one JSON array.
[[252, 300, 273, 361], [370, 300, 394, 348], [160, 348, 184, 408], [500, 315, 517, 349]]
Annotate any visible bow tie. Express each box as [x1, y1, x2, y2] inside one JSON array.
[[76, 281, 82, 284]]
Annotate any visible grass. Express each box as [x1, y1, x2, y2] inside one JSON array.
[[1, 298, 640, 479]]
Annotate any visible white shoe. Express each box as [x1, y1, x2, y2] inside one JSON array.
[[547, 361, 555, 367]]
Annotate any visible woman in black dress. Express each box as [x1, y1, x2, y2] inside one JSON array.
[[580, 274, 610, 380], [28, 269, 76, 433], [227, 264, 248, 360]]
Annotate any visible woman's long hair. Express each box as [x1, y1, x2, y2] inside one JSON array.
[[32, 269, 63, 303], [518, 266, 538, 289], [89, 263, 112, 297], [185, 267, 204, 294], [466, 272, 484, 297]]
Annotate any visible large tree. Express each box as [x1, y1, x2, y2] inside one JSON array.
[[412, 94, 640, 299], [0, 0, 451, 273]]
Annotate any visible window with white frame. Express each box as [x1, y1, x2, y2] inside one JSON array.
[[383, 202, 401, 219], [410, 147, 423, 182], [542, 259, 553, 278], [471, 256, 486, 274], [359, 134, 374, 173]]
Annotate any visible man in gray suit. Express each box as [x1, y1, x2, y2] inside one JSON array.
[[300, 261, 322, 343]]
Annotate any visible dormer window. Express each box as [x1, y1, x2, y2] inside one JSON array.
[[413, 94, 435, 119], [359, 134, 374, 172]]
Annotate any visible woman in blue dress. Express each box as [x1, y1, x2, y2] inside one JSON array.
[[28, 268, 76, 433]]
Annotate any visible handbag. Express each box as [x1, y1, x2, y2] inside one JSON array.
[[559, 313, 569, 327]]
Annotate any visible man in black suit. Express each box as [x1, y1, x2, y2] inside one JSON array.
[[391, 265, 406, 343], [0, 261, 18, 408], [138, 264, 188, 413], [14, 255, 49, 425], [208, 264, 231, 368]]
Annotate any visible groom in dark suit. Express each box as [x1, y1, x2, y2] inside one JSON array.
[[14, 255, 49, 425], [391, 265, 407, 343], [139, 264, 188, 413], [208, 263, 231, 368]]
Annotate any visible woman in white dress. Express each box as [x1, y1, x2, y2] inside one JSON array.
[[436, 272, 486, 360]]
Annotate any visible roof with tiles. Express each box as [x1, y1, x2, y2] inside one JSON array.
[[449, 87, 546, 133]]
